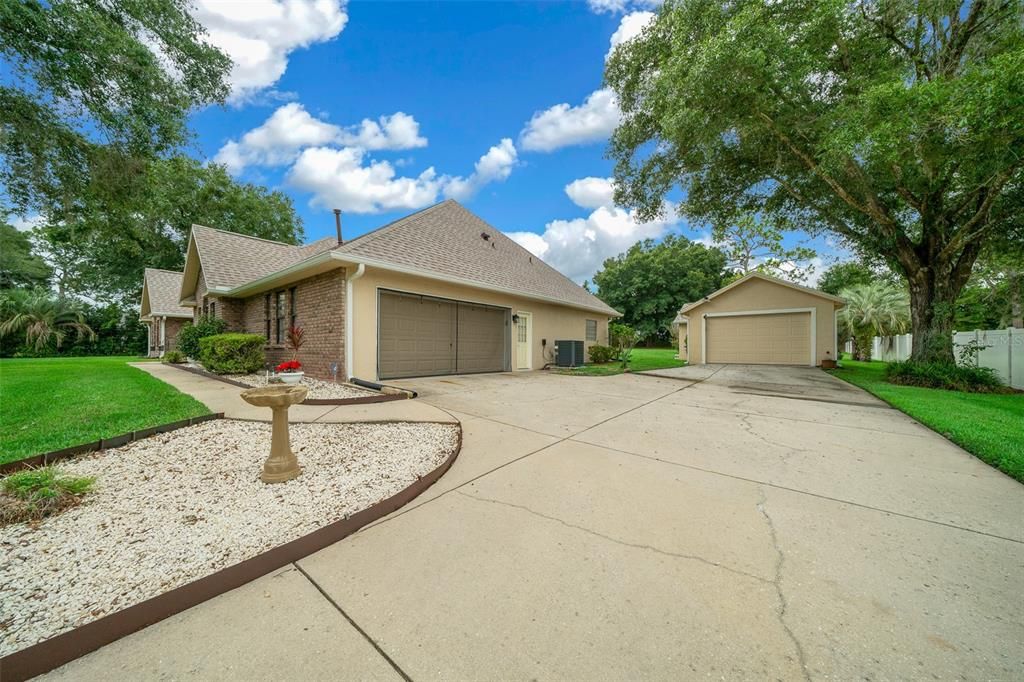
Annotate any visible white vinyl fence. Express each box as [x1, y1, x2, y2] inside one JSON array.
[[846, 329, 1023, 389]]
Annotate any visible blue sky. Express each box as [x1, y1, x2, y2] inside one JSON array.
[[187, 0, 837, 283]]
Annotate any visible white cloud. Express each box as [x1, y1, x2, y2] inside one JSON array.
[[9, 214, 44, 232], [518, 88, 620, 152], [191, 0, 348, 101], [587, 0, 629, 13], [565, 177, 616, 209], [606, 11, 655, 60], [518, 11, 653, 153], [443, 138, 518, 201], [214, 103, 341, 173], [287, 146, 441, 214], [214, 104, 428, 174], [507, 175, 678, 283], [587, 0, 662, 14], [337, 112, 428, 151]]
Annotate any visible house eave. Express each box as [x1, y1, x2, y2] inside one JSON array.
[[218, 250, 621, 317]]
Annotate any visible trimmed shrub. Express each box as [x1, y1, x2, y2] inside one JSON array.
[[885, 360, 1009, 393], [176, 315, 227, 359], [588, 344, 616, 364], [198, 333, 265, 375], [162, 349, 186, 364]]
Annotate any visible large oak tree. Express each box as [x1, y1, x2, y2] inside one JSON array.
[[606, 0, 1023, 363]]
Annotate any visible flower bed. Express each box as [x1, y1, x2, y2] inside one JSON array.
[[0, 419, 459, 657]]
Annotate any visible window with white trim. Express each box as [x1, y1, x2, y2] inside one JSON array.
[[585, 319, 597, 341]]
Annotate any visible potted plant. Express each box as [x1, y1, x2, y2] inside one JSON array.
[[275, 359, 304, 384], [276, 326, 306, 384]]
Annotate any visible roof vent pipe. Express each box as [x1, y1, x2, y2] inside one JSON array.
[[333, 209, 343, 244]]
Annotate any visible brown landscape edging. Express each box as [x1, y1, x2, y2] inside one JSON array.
[[0, 425, 461, 681], [0, 413, 224, 476], [166, 362, 413, 404]]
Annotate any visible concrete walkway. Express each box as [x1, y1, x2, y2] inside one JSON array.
[[47, 367, 1023, 680], [131, 362, 456, 424]]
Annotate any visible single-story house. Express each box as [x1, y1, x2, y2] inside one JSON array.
[[139, 269, 193, 358], [166, 199, 619, 380], [678, 272, 845, 366]]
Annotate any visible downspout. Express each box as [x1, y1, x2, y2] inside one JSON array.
[[345, 263, 366, 381]]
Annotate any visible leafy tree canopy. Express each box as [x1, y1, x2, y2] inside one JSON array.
[[593, 235, 726, 342], [35, 156, 303, 305], [818, 261, 879, 296], [0, 0, 231, 214], [712, 214, 817, 283], [0, 222, 51, 288], [607, 0, 1024, 363]]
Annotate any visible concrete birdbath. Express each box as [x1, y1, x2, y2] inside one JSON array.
[[239, 385, 309, 483]]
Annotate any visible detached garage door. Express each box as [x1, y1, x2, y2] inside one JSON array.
[[378, 290, 508, 379], [706, 312, 811, 365]]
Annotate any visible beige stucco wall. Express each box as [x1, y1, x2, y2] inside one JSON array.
[[349, 268, 611, 380], [685, 278, 840, 366]]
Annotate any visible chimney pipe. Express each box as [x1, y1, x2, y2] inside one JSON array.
[[333, 209, 342, 245]]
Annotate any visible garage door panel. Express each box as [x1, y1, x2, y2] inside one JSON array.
[[378, 291, 508, 380], [706, 313, 810, 365]]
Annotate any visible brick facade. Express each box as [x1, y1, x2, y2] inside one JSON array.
[[146, 316, 187, 357], [196, 267, 347, 380]]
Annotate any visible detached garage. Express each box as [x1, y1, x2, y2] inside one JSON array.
[[679, 272, 845, 367]]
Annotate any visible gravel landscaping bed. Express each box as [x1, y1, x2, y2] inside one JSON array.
[[225, 372, 380, 400], [0, 419, 459, 656]]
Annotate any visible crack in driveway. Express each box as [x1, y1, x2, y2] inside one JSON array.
[[756, 486, 811, 681], [456, 490, 771, 585]]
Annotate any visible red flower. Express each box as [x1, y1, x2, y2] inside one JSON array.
[[275, 360, 302, 373]]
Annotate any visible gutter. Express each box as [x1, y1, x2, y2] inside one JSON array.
[[345, 263, 365, 380]]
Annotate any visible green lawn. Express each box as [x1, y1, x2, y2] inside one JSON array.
[[0, 356, 210, 465], [830, 359, 1024, 483], [554, 347, 686, 376]]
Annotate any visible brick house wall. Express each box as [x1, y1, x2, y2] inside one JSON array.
[[196, 267, 346, 380], [146, 316, 188, 356]]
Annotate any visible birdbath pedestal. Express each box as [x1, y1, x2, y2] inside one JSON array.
[[239, 385, 309, 483]]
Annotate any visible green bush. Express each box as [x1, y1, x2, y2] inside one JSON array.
[[1, 467, 95, 525], [588, 344, 616, 364], [198, 333, 266, 374], [161, 349, 186, 364], [176, 315, 227, 359], [885, 360, 1009, 393]]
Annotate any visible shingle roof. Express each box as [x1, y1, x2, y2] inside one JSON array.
[[142, 269, 191, 317], [335, 200, 619, 316], [190, 225, 336, 291]]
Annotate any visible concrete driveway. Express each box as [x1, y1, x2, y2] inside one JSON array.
[[48, 366, 1023, 680]]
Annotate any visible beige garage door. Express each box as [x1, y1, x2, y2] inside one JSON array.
[[706, 312, 811, 365], [378, 290, 508, 379]]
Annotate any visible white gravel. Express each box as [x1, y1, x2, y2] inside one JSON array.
[[0, 419, 459, 656], [226, 373, 380, 400]]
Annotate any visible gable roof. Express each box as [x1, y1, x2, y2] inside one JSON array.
[[189, 225, 336, 292], [140, 269, 192, 319], [678, 271, 845, 314], [331, 200, 619, 316]]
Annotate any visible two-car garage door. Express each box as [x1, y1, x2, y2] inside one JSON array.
[[705, 312, 811, 365], [378, 290, 509, 379]]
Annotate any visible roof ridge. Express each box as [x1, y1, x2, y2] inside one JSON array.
[[191, 223, 302, 249], [337, 199, 454, 252]]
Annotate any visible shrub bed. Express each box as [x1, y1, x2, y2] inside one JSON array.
[[176, 315, 227, 359], [587, 344, 617, 364], [885, 360, 1010, 393], [198, 333, 266, 375]]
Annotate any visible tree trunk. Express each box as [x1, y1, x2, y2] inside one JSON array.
[[1010, 270, 1023, 329], [908, 271, 959, 364]]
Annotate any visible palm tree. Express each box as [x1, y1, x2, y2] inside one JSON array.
[[837, 282, 911, 361], [0, 289, 96, 352]]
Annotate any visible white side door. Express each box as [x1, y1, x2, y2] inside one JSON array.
[[515, 312, 532, 370]]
